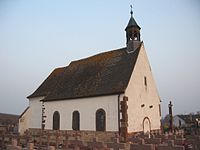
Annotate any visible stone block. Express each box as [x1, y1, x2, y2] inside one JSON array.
[[69, 138, 85, 149], [87, 137, 107, 149], [28, 143, 34, 150], [6, 145, 21, 150], [130, 143, 155, 150], [185, 138, 200, 150], [12, 138, 18, 147], [49, 145, 56, 150], [129, 137, 144, 144], [154, 134, 168, 142], [174, 139, 185, 146], [176, 135, 184, 139], [156, 145, 185, 150], [167, 140, 174, 146], [144, 138, 162, 144], [168, 135, 176, 140], [106, 138, 126, 150], [4, 137, 10, 142]]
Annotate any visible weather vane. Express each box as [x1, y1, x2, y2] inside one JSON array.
[[130, 5, 133, 16]]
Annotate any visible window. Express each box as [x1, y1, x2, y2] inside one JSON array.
[[144, 76, 147, 86], [96, 109, 106, 131], [72, 111, 80, 131], [144, 76, 147, 91], [53, 111, 60, 130], [159, 104, 161, 116], [134, 33, 138, 40]]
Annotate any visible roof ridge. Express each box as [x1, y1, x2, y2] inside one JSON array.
[[70, 47, 127, 65]]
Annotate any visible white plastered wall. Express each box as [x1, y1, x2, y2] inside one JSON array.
[[44, 95, 119, 131], [29, 96, 44, 129], [18, 107, 30, 135], [125, 43, 161, 133]]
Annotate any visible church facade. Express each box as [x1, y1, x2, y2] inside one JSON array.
[[19, 11, 161, 136]]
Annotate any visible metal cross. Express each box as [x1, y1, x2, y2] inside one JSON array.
[[130, 5, 133, 15]]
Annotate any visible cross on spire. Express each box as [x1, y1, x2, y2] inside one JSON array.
[[130, 5, 133, 16]]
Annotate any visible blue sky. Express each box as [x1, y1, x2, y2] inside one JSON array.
[[0, 0, 200, 116]]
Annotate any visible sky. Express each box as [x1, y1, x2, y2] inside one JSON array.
[[0, 0, 200, 117]]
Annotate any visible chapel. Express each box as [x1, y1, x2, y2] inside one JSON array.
[[19, 9, 161, 138]]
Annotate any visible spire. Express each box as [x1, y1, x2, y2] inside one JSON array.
[[125, 5, 141, 30], [125, 5, 141, 51]]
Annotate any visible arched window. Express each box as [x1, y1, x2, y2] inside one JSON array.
[[96, 109, 106, 131], [143, 117, 151, 133], [72, 111, 80, 131], [134, 32, 138, 40], [53, 111, 60, 130]]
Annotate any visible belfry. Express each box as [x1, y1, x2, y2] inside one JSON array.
[[125, 5, 141, 52]]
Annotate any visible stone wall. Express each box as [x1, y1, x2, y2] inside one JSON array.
[[1, 129, 200, 150], [29, 128, 118, 143]]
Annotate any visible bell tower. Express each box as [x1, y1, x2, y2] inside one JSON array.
[[125, 5, 141, 52]]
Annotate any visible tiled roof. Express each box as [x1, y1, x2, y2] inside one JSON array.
[[27, 67, 65, 98], [28, 45, 141, 101]]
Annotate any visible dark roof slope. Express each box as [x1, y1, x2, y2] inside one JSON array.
[[28, 45, 141, 101], [27, 67, 65, 98]]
